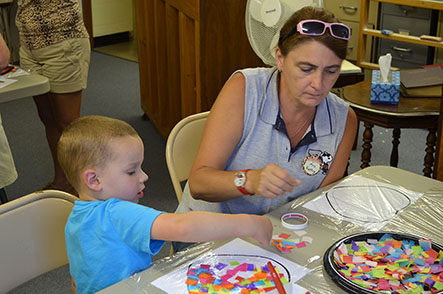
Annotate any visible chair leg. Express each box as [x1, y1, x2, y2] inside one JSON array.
[[0, 188, 8, 204]]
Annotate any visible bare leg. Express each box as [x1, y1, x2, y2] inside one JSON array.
[[33, 90, 82, 194]]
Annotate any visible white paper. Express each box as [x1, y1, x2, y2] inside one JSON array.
[[151, 238, 311, 294], [303, 175, 423, 230], [0, 78, 17, 89], [293, 283, 310, 294]]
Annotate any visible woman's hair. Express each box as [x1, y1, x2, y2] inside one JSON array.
[[57, 115, 139, 190], [278, 6, 348, 59]]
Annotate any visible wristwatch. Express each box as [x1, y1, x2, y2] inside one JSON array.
[[234, 169, 253, 195]]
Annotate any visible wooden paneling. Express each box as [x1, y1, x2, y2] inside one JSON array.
[[436, 87, 443, 181], [199, 0, 264, 110], [136, 0, 264, 139], [179, 13, 197, 117]]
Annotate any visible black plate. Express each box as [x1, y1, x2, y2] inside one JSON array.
[[323, 232, 443, 294]]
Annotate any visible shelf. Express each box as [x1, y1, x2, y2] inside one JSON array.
[[371, 0, 443, 10], [362, 28, 443, 48], [357, 0, 443, 69]]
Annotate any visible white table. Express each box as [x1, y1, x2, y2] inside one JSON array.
[[98, 166, 443, 294], [0, 73, 50, 104]]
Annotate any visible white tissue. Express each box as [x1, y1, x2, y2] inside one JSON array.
[[378, 53, 392, 82]]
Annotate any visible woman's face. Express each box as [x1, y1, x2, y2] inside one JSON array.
[[276, 40, 342, 107]]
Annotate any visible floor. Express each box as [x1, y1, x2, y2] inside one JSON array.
[[93, 39, 138, 62]]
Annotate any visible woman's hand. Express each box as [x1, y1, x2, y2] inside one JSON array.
[[246, 164, 301, 198]]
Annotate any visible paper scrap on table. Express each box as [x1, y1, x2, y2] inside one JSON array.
[[272, 233, 312, 253], [302, 175, 423, 230], [0, 78, 17, 89], [151, 238, 311, 293]]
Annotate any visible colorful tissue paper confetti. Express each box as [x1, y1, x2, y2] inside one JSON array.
[[332, 233, 443, 293], [271, 233, 310, 253], [186, 262, 289, 293]]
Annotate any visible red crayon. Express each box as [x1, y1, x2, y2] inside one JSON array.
[[267, 261, 286, 294]]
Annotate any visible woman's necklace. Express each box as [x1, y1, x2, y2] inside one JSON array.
[[289, 112, 315, 140]]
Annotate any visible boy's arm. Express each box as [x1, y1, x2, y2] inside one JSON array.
[[71, 277, 76, 294], [151, 211, 272, 247]]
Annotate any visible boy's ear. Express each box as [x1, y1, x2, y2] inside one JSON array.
[[83, 169, 101, 191]]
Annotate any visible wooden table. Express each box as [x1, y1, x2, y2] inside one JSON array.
[[341, 80, 440, 177]]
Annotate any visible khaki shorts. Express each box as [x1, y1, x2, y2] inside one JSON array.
[[19, 38, 91, 94]]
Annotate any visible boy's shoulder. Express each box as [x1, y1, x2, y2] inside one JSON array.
[[70, 198, 164, 225]]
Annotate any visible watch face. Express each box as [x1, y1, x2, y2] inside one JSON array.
[[234, 177, 245, 187], [234, 172, 246, 187]]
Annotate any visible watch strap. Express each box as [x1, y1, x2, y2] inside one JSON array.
[[235, 169, 253, 196]]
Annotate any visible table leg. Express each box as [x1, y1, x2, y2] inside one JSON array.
[[361, 121, 373, 169], [390, 128, 401, 167], [352, 120, 360, 150], [0, 188, 8, 204], [423, 128, 436, 178]]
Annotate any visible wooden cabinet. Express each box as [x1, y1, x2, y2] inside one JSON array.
[[134, 0, 264, 139], [376, 2, 438, 68], [437, 89, 443, 181], [435, 11, 443, 64], [357, 0, 443, 70], [324, 0, 378, 61]]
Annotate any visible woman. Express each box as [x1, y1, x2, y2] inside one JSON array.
[[16, 0, 90, 194], [176, 6, 357, 217]]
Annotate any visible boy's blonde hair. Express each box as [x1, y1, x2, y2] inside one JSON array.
[[58, 115, 139, 190]]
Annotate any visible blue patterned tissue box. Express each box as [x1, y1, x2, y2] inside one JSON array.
[[370, 70, 400, 104]]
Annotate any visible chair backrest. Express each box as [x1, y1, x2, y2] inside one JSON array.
[[166, 111, 209, 203], [0, 190, 77, 293]]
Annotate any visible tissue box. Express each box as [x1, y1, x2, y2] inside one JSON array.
[[370, 70, 400, 104]]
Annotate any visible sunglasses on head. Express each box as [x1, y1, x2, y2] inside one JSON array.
[[279, 20, 351, 44]]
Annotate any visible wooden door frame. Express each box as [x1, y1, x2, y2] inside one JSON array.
[[435, 86, 443, 181], [82, 0, 94, 48]]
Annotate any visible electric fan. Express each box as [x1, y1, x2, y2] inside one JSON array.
[[246, 0, 323, 66]]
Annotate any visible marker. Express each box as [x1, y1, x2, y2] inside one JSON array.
[[267, 261, 286, 294]]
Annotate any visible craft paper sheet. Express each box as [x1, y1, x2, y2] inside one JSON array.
[[151, 238, 311, 293], [302, 175, 423, 230]]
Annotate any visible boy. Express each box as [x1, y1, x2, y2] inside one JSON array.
[[58, 115, 273, 294]]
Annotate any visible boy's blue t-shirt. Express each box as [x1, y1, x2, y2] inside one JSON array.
[[65, 198, 165, 294]]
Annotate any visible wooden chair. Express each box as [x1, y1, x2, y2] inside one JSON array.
[[0, 190, 77, 293], [165, 111, 209, 203]]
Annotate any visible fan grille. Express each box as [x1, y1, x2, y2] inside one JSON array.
[[245, 0, 323, 67], [246, 14, 280, 66]]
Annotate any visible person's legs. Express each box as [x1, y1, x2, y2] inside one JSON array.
[[33, 90, 82, 194]]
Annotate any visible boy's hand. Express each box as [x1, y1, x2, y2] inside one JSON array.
[[251, 215, 273, 247]]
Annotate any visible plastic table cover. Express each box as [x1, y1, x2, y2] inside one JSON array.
[[98, 166, 443, 294]]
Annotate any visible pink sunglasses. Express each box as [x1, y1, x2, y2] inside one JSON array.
[[279, 19, 351, 44]]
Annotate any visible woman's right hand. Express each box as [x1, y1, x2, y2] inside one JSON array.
[[246, 164, 301, 198]]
